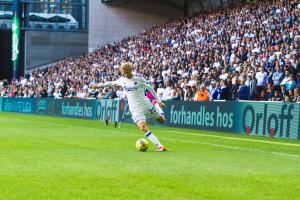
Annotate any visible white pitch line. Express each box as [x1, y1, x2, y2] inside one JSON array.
[[162, 137, 300, 159], [164, 130, 300, 148]]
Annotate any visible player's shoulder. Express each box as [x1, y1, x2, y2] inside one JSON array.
[[117, 76, 125, 82], [112, 77, 125, 86], [134, 73, 143, 79], [133, 75, 146, 82]]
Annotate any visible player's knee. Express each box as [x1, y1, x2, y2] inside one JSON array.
[[138, 122, 148, 132], [141, 125, 148, 132], [157, 116, 165, 123]]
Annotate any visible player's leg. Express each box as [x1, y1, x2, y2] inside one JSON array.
[[137, 120, 166, 151], [132, 108, 166, 151], [157, 115, 165, 123], [142, 104, 167, 151], [151, 101, 165, 123]]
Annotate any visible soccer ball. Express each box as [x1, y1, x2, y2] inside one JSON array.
[[136, 138, 149, 152]]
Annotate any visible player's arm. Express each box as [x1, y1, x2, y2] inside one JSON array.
[[99, 81, 119, 88], [142, 79, 166, 108], [92, 80, 119, 88]]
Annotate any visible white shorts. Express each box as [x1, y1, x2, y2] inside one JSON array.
[[131, 103, 164, 124]]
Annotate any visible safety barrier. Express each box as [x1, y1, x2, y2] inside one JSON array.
[[0, 97, 299, 140]]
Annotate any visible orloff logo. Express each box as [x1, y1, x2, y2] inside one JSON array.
[[242, 104, 294, 138], [96, 100, 119, 121]]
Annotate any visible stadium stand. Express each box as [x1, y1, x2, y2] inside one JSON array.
[[0, 0, 299, 102]]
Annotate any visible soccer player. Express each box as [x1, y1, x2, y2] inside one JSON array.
[[96, 63, 167, 152]]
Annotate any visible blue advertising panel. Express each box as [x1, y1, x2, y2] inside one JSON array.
[[0, 97, 299, 140], [1, 98, 36, 114], [119, 100, 300, 140]]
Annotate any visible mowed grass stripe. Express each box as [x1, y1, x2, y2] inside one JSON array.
[[1, 112, 300, 200], [1, 112, 300, 147]]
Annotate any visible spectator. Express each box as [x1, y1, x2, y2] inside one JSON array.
[[208, 80, 220, 101], [172, 88, 184, 101], [284, 95, 291, 103], [184, 86, 194, 101], [293, 88, 299, 102], [271, 91, 283, 102], [103, 88, 117, 99], [281, 85, 288, 99], [156, 84, 164, 101], [246, 72, 257, 100], [255, 67, 268, 94], [53, 88, 62, 99], [266, 83, 274, 101], [194, 85, 209, 101], [219, 80, 231, 101], [162, 82, 172, 101], [280, 70, 290, 86], [272, 66, 283, 92], [260, 90, 269, 101], [286, 74, 297, 92], [231, 77, 239, 101], [238, 79, 250, 100]]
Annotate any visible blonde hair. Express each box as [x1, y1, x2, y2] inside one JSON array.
[[121, 63, 132, 71]]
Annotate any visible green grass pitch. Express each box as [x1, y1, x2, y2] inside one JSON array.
[[0, 112, 300, 200]]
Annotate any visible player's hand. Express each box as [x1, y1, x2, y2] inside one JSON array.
[[90, 83, 103, 89], [90, 85, 98, 89], [158, 101, 166, 108]]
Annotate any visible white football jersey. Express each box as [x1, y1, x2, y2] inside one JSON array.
[[111, 76, 154, 112]]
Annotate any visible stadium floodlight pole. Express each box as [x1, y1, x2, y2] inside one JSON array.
[[12, 0, 21, 80]]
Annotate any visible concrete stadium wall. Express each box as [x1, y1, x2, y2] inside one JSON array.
[[25, 31, 88, 70], [88, 0, 183, 52]]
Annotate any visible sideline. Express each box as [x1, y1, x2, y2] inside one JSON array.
[[164, 130, 300, 147], [162, 137, 300, 159]]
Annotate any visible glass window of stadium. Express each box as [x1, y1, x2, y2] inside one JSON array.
[[0, 0, 88, 31], [0, 0, 12, 29]]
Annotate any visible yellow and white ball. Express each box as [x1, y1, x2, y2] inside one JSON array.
[[136, 138, 149, 152]]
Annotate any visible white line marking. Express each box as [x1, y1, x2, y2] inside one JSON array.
[[164, 130, 300, 147], [162, 137, 300, 159]]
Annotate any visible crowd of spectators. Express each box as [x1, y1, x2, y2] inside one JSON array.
[[0, 0, 299, 102]]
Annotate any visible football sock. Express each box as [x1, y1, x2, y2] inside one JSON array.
[[145, 131, 162, 148]]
